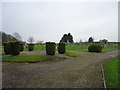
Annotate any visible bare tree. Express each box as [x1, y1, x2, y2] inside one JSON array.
[[28, 36, 34, 44], [79, 39, 83, 44], [37, 40, 44, 44], [13, 32, 22, 41]]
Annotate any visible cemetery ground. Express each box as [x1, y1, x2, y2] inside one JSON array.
[[1, 44, 119, 88]]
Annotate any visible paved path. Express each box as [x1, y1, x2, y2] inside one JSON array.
[[2, 50, 119, 88]]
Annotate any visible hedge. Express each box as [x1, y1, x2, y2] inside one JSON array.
[[3, 42, 11, 55], [46, 42, 56, 55], [10, 41, 20, 55], [88, 44, 102, 53], [58, 42, 66, 54]]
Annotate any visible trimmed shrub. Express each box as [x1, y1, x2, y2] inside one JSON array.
[[88, 44, 102, 53], [20, 43, 24, 52], [28, 44, 34, 51], [58, 42, 66, 54], [3, 42, 11, 55], [10, 41, 20, 55], [46, 42, 56, 55]]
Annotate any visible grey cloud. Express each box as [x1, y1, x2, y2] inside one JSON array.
[[2, 2, 118, 42]]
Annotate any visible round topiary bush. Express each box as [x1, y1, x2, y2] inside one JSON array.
[[28, 44, 34, 51], [88, 44, 102, 53], [58, 42, 66, 54], [20, 43, 24, 52], [46, 42, 56, 55], [3, 42, 11, 55], [10, 41, 20, 55]]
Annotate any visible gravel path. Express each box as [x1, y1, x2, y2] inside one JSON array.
[[2, 50, 119, 88]]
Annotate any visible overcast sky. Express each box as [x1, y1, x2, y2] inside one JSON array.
[[2, 0, 118, 43]]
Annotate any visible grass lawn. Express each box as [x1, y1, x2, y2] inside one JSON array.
[[102, 47, 118, 53], [66, 44, 118, 53], [65, 51, 80, 57], [24, 44, 45, 51], [103, 56, 119, 88], [2, 54, 55, 62], [2, 51, 80, 63], [66, 44, 89, 52]]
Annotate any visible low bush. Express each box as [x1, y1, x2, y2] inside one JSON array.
[[46, 42, 56, 55], [3, 42, 11, 55], [10, 41, 20, 55], [28, 44, 34, 51], [58, 42, 66, 54], [88, 44, 102, 53]]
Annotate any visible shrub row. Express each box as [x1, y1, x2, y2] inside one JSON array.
[[46, 42, 102, 55], [4, 42, 102, 56], [46, 42, 66, 55], [3, 42, 25, 55], [4, 41, 35, 55], [88, 44, 102, 53]]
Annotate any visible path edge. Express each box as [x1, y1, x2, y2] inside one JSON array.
[[101, 64, 106, 89]]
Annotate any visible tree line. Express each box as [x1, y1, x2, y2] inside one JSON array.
[[0, 31, 34, 45], [1, 31, 109, 45]]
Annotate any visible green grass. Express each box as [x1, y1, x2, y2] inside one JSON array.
[[66, 44, 118, 52], [66, 44, 89, 52], [24, 44, 45, 51], [103, 56, 119, 88], [102, 47, 118, 53], [2, 54, 55, 62], [65, 51, 80, 57], [0, 45, 3, 55]]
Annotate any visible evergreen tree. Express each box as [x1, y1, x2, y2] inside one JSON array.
[[88, 37, 94, 43], [60, 33, 74, 43], [67, 33, 73, 43]]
